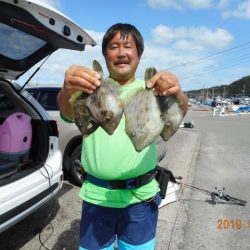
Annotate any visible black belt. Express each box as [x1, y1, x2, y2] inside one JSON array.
[[86, 169, 157, 190]]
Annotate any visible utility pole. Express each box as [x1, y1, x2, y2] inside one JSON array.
[[242, 84, 245, 97], [202, 84, 204, 104]]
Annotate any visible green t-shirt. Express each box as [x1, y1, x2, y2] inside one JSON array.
[[66, 77, 159, 208]]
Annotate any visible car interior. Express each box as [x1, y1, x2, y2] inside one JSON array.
[[0, 82, 55, 186]]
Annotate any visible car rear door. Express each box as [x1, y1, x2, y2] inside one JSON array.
[[0, 0, 96, 81]]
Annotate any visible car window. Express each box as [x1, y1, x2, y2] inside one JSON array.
[[0, 93, 15, 110], [26, 89, 39, 100], [37, 89, 60, 111], [0, 23, 46, 60]]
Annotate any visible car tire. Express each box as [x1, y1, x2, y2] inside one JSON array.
[[69, 144, 85, 187]]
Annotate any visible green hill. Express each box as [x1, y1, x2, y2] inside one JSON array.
[[186, 76, 250, 100]]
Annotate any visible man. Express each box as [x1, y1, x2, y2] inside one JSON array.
[[211, 98, 217, 117], [57, 23, 188, 250]]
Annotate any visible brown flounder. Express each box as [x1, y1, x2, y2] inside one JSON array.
[[73, 60, 123, 136], [124, 67, 184, 152]]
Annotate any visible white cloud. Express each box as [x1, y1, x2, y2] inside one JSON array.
[[38, 0, 62, 9], [174, 40, 204, 51], [185, 0, 214, 9], [148, 0, 227, 10], [193, 27, 234, 49], [148, 0, 182, 10], [151, 25, 234, 51], [217, 0, 230, 9], [222, 0, 250, 19], [151, 0, 250, 19], [142, 24, 237, 90], [150, 25, 175, 44], [147, 0, 250, 20]]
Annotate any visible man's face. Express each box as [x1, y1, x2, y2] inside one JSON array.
[[105, 32, 140, 84]]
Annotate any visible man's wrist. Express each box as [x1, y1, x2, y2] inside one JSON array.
[[61, 87, 72, 100]]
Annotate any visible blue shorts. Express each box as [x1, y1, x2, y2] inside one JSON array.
[[79, 193, 161, 250]]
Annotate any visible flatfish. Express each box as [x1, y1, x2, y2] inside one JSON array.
[[73, 60, 123, 136], [124, 67, 184, 152]]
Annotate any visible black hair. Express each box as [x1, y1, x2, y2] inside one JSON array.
[[102, 23, 144, 58]]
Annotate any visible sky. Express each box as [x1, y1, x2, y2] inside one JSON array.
[[19, 0, 250, 92]]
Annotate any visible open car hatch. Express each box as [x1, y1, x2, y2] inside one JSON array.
[[0, 0, 97, 80]]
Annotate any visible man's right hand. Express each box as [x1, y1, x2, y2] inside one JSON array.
[[57, 65, 101, 120], [63, 65, 101, 98]]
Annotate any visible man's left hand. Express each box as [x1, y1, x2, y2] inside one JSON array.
[[147, 71, 188, 113], [147, 71, 181, 96]]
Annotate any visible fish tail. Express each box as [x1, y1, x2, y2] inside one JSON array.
[[144, 67, 157, 83], [93, 59, 104, 78]]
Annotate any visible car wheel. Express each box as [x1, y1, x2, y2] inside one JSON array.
[[69, 144, 85, 187]]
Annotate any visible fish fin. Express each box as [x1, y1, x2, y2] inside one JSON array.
[[144, 67, 157, 83], [161, 123, 179, 141], [93, 59, 104, 78], [69, 91, 83, 105], [105, 77, 121, 92], [123, 87, 144, 105]]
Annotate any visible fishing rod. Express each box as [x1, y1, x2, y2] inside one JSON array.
[[174, 176, 247, 206]]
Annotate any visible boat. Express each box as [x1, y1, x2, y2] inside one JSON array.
[[232, 105, 250, 113]]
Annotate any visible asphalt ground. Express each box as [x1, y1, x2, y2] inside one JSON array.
[[156, 108, 250, 250], [155, 126, 201, 250]]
